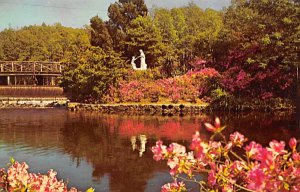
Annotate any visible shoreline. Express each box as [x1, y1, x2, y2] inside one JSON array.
[[0, 97, 68, 108], [67, 102, 208, 115], [0, 99, 295, 114], [66, 102, 295, 115]]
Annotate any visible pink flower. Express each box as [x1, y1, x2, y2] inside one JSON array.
[[247, 168, 266, 191], [230, 160, 246, 173], [204, 117, 221, 133], [224, 142, 233, 151], [7, 162, 29, 189], [230, 132, 247, 147], [208, 141, 222, 158], [190, 131, 201, 149], [268, 140, 287, 155], [151, 140, 167, 161], [190, 132, 208, 161], [168, 143, 186, 155], [257, 148, 275, 169], [292, 152, 300, 162], [245, 141, 262, 158], [167, 157, 179, 176], [161, 180, 186, 192], [289, 138, 297, 151], [208, 170, 216, 186]]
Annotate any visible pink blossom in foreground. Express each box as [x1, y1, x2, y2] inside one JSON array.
[[268, 140, 287, 155], [247, 168, 266, 191], [153, 117, 300, 192], [230, 131, 247, 147], [204, 117, 221, 133], [190, 131, 208, 161], [0, 161, 92, 192], [152, 140, 167, 161], [207, 170, 216, 186], [167, 157, 180, 176], [245, 141, 262, 158], [167, 143, 186, 155], [289, 137, 297, 151], [161, 180, 186, 192]]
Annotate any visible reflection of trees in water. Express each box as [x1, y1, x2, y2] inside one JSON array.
[[61, 112, 169, 192], [211, 112, 300, 146], [0, 109, 64, 150]]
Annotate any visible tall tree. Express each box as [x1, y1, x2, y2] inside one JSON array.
[[126, 16, 163, 68], [90, 16, 113, 50], [106, 0, 148, 52], [152, 8, 179, 75]]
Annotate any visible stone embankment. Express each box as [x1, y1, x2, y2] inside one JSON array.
[[0, 97, 68, 108], [67, 102, 208, 115]]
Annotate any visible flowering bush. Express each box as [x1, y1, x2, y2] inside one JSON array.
[[119, 80, 145, 102], [0, 160, 94, 192], [152, 118, 300, 192], [114, 68, 222, 103]]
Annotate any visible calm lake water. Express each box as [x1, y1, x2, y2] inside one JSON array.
[[0, 109, 299, 192]]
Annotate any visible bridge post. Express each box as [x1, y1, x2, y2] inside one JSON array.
[[7, 76, 10, 85], [51, 77, 55, 86]]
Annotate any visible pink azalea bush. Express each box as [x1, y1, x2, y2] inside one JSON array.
[[114, 67, 220, 103], [152, 118, 300, 192], [0, 161, 94, 192]]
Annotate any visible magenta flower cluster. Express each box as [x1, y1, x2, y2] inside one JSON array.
[[152, 118, 300, 192]]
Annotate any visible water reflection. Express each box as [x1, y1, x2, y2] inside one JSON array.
[[0, 109, 299, 192]]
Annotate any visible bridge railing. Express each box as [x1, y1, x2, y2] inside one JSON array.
[[0, 61, 65, 74]]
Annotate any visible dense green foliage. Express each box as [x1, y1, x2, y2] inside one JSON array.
[[61, 47, 126, 102], [0, 23, 90, 61], [0, 0, 299, 104]]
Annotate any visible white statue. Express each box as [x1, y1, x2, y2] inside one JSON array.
[[131, 49, 147, 70], [131, 56, 137, 70], [139, 49, 147, 70]]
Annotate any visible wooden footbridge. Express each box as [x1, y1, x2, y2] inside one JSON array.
[[0, 61, 65, 86]]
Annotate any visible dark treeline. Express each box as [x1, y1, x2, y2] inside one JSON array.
[[0, 0, 299, 104]]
